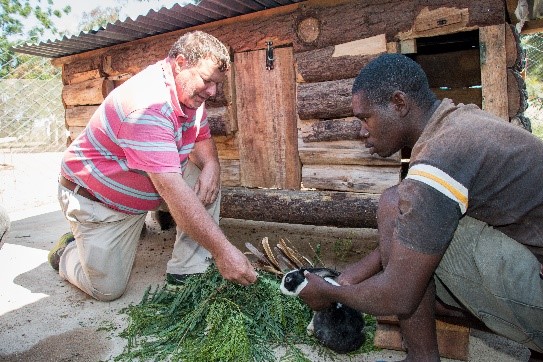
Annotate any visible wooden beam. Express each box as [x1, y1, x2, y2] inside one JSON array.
[[295, 34, 386, 83], [299, 147, 400, 166], [302, 165, 400, 194], [480, 24, 508, 121], [297, 78, 354, 120], [65, 106, 99, 128], [61, 77, 114, 107], [300, 117, 361, 142], [220, 187, 379, 228]]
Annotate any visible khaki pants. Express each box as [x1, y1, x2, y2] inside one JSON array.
[[57, 161, 219, 301], [435, 216, 543, 352]]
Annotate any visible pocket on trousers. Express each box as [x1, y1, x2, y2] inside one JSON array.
[[479, 311, 533, 345]]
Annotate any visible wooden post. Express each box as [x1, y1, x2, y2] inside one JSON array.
[[479, 24, 508, 121]]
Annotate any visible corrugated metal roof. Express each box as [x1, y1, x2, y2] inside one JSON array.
[[13, 0, 303, 59]]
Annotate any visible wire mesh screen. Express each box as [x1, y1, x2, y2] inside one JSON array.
[[0, 43, 66, 213], [0, 45, 66, 153], [521, 32, 543, 137]]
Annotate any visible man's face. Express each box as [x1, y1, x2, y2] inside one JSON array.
[[352, 91, 403, 158], [173, 56, 226, 109]]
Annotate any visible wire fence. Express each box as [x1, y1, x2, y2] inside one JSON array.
[[0, 44, 66, 154]]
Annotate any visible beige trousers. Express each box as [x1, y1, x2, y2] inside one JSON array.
[[57, 161, 219, 301]]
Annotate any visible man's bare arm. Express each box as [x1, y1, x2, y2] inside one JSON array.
[[149, 171, 256, 285]]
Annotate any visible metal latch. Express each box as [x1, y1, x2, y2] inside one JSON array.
[[266, 41, 274, 70]]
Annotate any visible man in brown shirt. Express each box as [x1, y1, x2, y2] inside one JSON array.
[[299, 54, 543, 361]]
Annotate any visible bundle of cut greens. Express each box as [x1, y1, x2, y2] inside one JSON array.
[[115, 264, 376, 362]]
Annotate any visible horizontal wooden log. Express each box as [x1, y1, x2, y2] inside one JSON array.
[[295, 34, 386, 83], [302, 164, 400, 193], [507, 68, 528, 117], [61, 57, 102, 85], [63, 69, 102, 85], [397, 6, 477, 40], [62, 77, 114, 107], [219, 159, 241, 187], [220, 187, 379, 228], [65, 106, 99, 128], [432, 87, 482, 107], [299, 147, 401, 166], [300, 117, 361, 142], [297, 78, 353, 120], [415, 49, 481, 88]]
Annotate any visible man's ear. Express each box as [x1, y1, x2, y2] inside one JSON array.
[[175, 55, 188, 71], [391, 90, 409, 117]]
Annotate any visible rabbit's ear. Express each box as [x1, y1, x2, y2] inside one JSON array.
[[308, 267, 340, 280]]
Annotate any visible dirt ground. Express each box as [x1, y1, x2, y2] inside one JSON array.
[[0, 153, 533, 361]]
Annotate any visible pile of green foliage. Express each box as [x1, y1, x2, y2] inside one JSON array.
[[115, 265, 376, 362]]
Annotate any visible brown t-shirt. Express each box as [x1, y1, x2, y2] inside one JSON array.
[[396, 99, 543, 254]]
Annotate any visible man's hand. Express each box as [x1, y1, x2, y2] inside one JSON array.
[[214, 243, 258, 286], [194, 162, 220, 206], [298, 271, 336, 311], [190, 138, 221, 206]]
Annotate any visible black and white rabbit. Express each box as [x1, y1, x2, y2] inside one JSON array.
[[280, 267, 366, 354]]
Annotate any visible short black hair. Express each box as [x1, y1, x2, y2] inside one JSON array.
[[352, 53, 436, 108]]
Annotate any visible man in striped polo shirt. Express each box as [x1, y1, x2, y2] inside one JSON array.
[[298, 54, 543, 361], [49, 31, 257, 301]]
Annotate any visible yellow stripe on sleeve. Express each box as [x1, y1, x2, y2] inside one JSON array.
[[405, 164, 468, 214]]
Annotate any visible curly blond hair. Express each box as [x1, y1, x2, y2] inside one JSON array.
[[168, 31, 230, 72]]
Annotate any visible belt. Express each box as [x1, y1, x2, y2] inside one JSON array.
[[60, 176, 101, 203]]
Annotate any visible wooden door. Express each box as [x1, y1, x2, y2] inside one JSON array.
[[234, 47, 301, 189]]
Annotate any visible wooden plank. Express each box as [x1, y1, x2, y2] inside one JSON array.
[[220, 187, 379, 228], [62, 77, 114, 107], [432, 87, 482, 107], [302, 165, 400, 194], [480, 24, 508, 121], [299, 147, 401, 166], [415, 49, 481, 88], [234, 47, 301, 189], [374, 317, 470, 361], [300, 117, 361, 142], [65, 106, 99, 128], [297, 78, 354, 120]]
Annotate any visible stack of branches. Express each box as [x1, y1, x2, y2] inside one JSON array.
[[115, 238, 377, 362], [245, 237, 319, 276]]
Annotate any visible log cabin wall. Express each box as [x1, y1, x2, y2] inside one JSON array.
[[57, 0, 525, 229]]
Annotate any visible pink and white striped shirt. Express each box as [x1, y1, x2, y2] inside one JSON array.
[[61, 58, 211, 214]]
